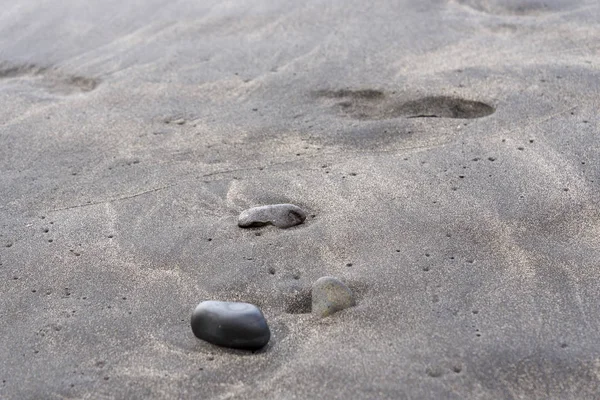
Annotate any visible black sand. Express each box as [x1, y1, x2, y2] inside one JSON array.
[[1, 0, 599, 398]]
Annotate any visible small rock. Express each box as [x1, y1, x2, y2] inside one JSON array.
[[312, 276, 355, 318], [238, 204, 306, 229], [191, 301, 270, 350]]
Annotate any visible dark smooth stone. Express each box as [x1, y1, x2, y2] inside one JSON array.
[[191, 301, 270, 350], [238, 204, 307, 229]]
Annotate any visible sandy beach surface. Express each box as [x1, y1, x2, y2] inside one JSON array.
[[1, 0, 599, 398]]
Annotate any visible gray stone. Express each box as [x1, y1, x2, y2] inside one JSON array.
[[191, 301, 270, 350], [311, 276, 355, 318], [238, 204, 307, 229]]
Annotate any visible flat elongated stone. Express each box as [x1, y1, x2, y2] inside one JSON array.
[[191, 301, 270, 350], [312, 276, 355, 318], [238, 204, 306, 229]]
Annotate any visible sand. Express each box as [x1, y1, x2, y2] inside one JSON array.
[[0, 0, 599, 398]]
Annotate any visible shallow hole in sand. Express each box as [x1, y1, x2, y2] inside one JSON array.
[[284, 289, 312, 314], [0, 62, 99, 94], [315, 88, 495, 120], [401, 96, 495, 119], [455, 0, 576, 15]]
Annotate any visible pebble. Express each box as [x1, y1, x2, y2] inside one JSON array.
[[311, 276, 355, 318], [238, 204, 306, 229], [191, 301, 270, 350]]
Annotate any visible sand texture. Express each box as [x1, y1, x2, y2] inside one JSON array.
[[1, 0, 600, 398]]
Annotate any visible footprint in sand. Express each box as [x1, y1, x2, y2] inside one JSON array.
[[314, 89, 495, 120], [454, 0, 581, 15], [0, 62, 99, 95]]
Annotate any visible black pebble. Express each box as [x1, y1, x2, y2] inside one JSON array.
[[191, 301, 270, 350], [238, 204, 306, 229]]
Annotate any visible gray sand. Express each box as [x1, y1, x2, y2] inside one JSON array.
[[1, 0, 599, 398]]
